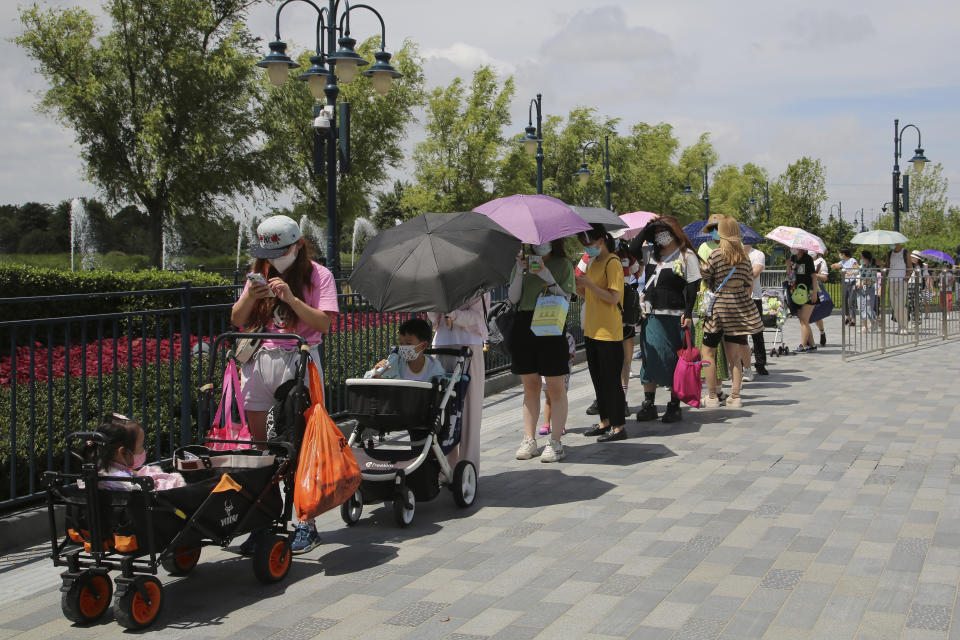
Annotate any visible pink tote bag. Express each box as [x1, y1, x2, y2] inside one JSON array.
[[672, 329, 703, 408]]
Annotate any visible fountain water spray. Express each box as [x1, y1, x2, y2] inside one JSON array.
[[351, 216, 377, 267], [69, 198, 98, 270]]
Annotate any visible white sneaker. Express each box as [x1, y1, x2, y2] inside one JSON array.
[[726, 396, 743, 408], [515, 437, 538, 460], [742, 367, 753, 382], [540, 439, 566, 463]]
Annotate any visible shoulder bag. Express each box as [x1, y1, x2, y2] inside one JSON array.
[[698, 266, 736, 318]]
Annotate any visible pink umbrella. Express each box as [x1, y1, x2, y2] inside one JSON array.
[[765, 226, 826, 253], [473, 194, 591, 244], [617, 211, 658, 240]]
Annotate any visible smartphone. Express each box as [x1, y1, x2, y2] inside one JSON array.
[[528, 254, 543, 273], [246, 272, 275, 296]]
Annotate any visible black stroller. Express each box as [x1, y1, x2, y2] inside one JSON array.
[[41, 332, 309, 629], [340, 346, 477, 527]]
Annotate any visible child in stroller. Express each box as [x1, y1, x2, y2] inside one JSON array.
[[342, 338, 477, 528], [365, 318, 447, 382], [78, 413, 185, 491]]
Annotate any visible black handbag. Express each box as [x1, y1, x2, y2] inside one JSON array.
[[486, 300, 516, 348]]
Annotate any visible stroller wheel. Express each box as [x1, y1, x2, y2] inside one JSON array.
[[252, 534, 292, 584], [161, 544, 201, 576], [114, 575, 164, 630], [393, 488, 416, 528], [61, 571, 113, 624], [340, 490, 363, 526], [451, 461, 478, 508]]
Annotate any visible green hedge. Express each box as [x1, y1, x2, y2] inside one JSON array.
[[0, 264, 233, 322]]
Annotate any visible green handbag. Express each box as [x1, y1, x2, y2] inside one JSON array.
[[791, 283, 810, 305]]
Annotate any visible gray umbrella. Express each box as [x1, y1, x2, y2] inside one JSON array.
[[570, 206, 628, 230], [348, 212, 521, 313]]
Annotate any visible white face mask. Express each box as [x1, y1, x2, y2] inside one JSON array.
[[654, 232, 673, 247], [268, 246, 298, 273], [397, 343, 422, 362], [532, 242, 552, 256]]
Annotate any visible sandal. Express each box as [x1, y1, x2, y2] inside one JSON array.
[[538, 424, 566, 436]]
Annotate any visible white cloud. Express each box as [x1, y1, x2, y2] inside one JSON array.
[[783, 10, 876, 49], [422, 42, 516, 76]]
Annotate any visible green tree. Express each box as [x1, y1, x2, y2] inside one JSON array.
[[404, 67, 515, 214], [673, 134, 720, 224], [16, 0, 279, 267], [901, 162, 950, 237], [616, 122, 682, 216], [259, 37, 424, 248], [372, 180, 412, 228], [771, 157, 827, 232]]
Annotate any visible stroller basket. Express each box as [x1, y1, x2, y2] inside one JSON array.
[[345, 378, 439, 431]]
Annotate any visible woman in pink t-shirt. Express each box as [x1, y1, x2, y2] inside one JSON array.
[[231, 215, 339, 554]]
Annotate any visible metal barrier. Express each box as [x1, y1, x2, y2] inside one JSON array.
[[840, 268, 960, 360], [0, 282, 582, 509]]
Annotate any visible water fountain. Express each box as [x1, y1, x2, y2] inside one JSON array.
[[299, 214, 326, 256], [351, 216, 377, 267], [69, 198, 97, 270], [162, 219, 185, 271]]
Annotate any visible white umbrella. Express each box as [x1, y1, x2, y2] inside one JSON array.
[[850, 229, 908, 245]]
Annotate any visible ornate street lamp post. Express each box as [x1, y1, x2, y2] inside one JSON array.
[[574, 135, 613, 211], [682, 163, 711, 220], [257, 0, 402, 277], [520, 94, 544, 194], [891, 118, 930, 233]]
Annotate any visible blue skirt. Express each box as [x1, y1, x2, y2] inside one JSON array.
[[640, 314, 682, 388]]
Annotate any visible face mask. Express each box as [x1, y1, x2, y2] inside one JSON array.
[[397, 343, 422, 362], [655, 232, 673, 247], [131, 450, 146, 469], [268, 246, 298, 273], [710, 229, 720, 241], [889, 244, 897, 249], [583, 243, 602, 257], [532, 242, 552, 256], [790, 249, 799, 256]]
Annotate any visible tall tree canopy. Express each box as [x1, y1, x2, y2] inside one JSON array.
[[17, 0, 280, 266]]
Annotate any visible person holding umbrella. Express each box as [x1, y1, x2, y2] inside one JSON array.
[[787, 247, 819, 352], [628, 216, 702, 423], [509, 239, 576, 463]]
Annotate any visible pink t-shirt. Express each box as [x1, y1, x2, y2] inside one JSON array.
[[241, 261, 339, 348]]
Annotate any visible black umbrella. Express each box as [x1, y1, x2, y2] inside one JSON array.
[[570, 206, 628, 230], [348, 212, 522, 312]]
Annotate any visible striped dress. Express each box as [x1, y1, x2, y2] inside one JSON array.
[[701, 249, 763, 337]]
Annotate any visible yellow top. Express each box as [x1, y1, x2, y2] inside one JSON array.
[[584, 254, 624, 342]]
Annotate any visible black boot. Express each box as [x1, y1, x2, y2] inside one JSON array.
[[661, 400, 682, 423], [585, 399, 599, 415], [635, 401, 658, 422], [755, 363, 769, 376]]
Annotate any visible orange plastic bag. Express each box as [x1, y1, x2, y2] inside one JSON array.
[[293, 361, 361, 520]]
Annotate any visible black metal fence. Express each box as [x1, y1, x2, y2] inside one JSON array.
[[0, 283, 583, 510]]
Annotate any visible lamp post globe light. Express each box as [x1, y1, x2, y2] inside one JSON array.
[[682, 163, 711, 220], [891, 118, 930, 233], [747, 180, 771, 223], [256, 0, 402, 277], [521, 93, 544, 194], [574, 135, 613, 211]]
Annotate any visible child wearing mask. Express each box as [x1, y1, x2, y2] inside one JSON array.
[[367, 317, 447, 382], [80, 413, 185, 490]]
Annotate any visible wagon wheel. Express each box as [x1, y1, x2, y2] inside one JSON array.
[[161, 544, 201, 576], [114, 575, 164, 630], [253, 534, 291, 584], [61, 571, 113, 624]]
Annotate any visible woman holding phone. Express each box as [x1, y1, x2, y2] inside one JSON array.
[[230, 214, 338, 554]]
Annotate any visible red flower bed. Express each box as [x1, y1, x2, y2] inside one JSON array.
[[0, 334, 202, 387]]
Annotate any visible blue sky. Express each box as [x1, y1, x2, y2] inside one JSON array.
[[2, 0, 958, 229]]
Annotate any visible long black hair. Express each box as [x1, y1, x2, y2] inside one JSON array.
[[577, 223, 615, 252], [82, 414, 141, 469]]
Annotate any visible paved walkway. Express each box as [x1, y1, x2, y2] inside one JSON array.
[[3, 316, 960, 640]]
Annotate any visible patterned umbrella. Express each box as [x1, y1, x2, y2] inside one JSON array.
[[764, 226, 826, 253], [920, 249, 955, 265]]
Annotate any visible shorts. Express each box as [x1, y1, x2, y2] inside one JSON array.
[[702, 331, 748, 348], [623, 324, 636, 340], [241, 346, 322, 411], [509, 311, 570, 378]]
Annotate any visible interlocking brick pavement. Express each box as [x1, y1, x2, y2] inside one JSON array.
[[2, 316, 960, 639]]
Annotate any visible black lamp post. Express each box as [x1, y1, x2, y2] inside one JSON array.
[[574, 135, 613, 211], [891, 118, 930, 233], [830, 202, 842, 222], [521, 94, 544, 194], [257, 0, 402, 277], [747, 180, 771, 223], [853, 208, 866, 232], [682, 163, 711, 220]]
